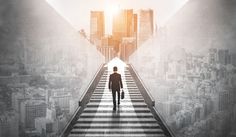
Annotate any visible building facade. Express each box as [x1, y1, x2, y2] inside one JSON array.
[[20, 100, 47, 129], [138, 9, 154, 47], [0, 111, 19, 137], [90, 11, 105, 46], [112, 9, 137, 53]]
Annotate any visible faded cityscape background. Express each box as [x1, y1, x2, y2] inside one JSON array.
[[0, 0, 236, 137]]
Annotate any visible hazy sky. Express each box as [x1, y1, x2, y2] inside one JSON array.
[[46, 0, 188, 34]]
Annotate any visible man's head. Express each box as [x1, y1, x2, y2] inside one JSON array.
[[113, 66, 118, 72]]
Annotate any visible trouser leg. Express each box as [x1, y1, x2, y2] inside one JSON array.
[[112, 90, 116, 108], [117, 91, 120, 104]]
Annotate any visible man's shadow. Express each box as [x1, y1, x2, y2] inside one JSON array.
[[111, 105, 121, 134]]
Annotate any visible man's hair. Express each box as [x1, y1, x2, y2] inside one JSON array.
[[113, 66, 118, 71]]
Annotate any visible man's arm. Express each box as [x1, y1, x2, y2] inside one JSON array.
[[119, 74, 123, 89]]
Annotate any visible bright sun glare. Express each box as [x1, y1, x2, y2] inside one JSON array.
[[105, 4, 119, 17]]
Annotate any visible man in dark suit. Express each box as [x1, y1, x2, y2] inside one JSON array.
[[109, 66, 123, 111]]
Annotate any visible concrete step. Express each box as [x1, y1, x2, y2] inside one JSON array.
[[95, 87, 106, 90], [76, 117, 158, 123], [99, 80, 107, 82], [69, 133, 165, 137], [127, 88, 139, 90], [70, 128, 164, 134], [97, 84, 106, 86], [73, 123, 160, 129], [83, 107, 151, 113], [91, 94, 142, 97], [86, 102, 147, 108], [92, 93, 142, 98], [126, 83, 137, 85], [90, 96, 144, 100], [91, 94, 143, 97], [103, 74, 132, 76], [92, 93, 142, 96], [80, 112, 153, 118], [92, 93, 141, 95], [89, 98, 144, 102]]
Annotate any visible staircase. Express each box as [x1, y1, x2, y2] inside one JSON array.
[[66, 66, 167, 137]]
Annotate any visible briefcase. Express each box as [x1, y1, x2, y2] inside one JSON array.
[[121, 90, 124, 99]]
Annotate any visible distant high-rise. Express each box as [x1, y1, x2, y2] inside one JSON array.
[[231, 53, 236, 67], [90, 11, 105, 46], [0, 111, 19, 137], [20, 100, 47, 129], [51, 92, 72, 113], [218, 90, 230, 111], [218, 49, 230, 65], [120, 37, 136, 62], [208, 48, 218, 64], [98, 35, 116, 62], [138, 9, 154, 47], [35, 117, 54, 136], [112, 9, 137, 53], [12, 92, 30, 112]]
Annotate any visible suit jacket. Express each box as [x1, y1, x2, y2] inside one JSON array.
[[109, 72, 123, 91]]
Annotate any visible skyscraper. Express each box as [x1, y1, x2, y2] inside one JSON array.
[[138, 9, 154, 47], [112, 9, 137, 53], [90, 11, 105, 46]]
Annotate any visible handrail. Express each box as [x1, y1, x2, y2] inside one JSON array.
[[59, 64, 105, 137], [128, 64, 175, 137], [128, 64, 155, 107], [79, 64, 105, 106], [153, 107, 176, 137]]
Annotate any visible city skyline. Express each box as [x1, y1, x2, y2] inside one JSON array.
[[46, 0, 188, 34], [0, 0, 236, 137], [90, 8, 154, 62]]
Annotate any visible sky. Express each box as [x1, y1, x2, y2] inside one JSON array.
[[46, 0, 188, 35]]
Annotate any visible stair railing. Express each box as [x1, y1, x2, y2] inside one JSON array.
[[60, 64, 106, 137]]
